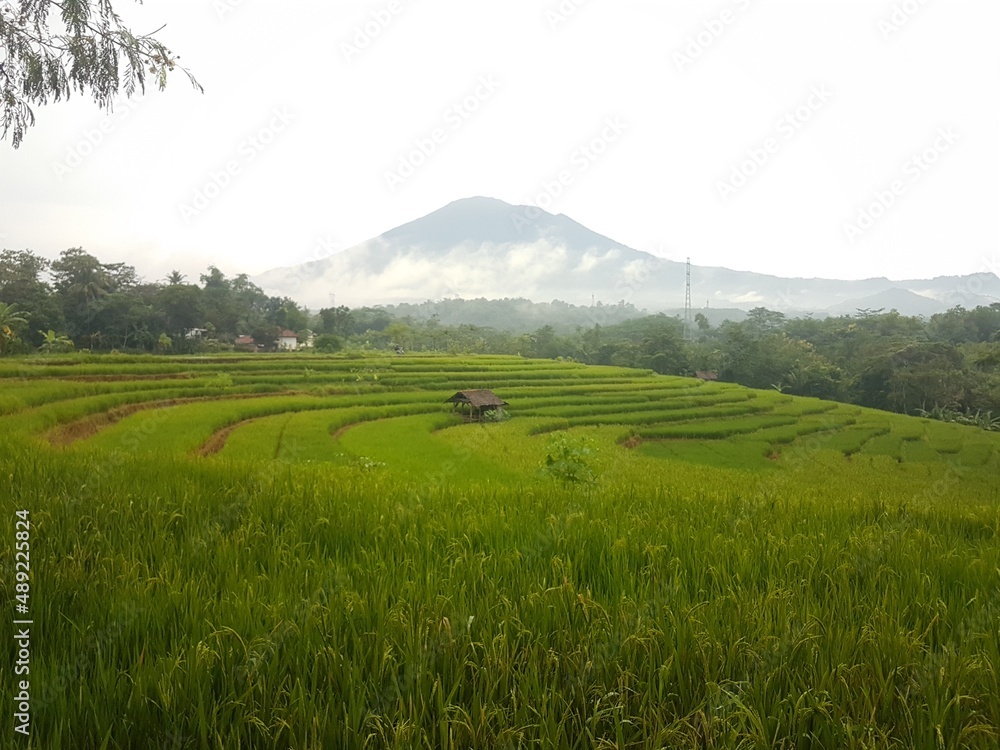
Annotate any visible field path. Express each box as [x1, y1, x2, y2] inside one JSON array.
[[195, 417, 262, 457]]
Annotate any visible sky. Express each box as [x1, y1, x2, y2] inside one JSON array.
[[1, 0, 998, 290]]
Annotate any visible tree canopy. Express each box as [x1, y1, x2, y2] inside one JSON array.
[[0, 0, 200, 147]]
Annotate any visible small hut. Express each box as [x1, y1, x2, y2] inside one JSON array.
[[446, 389, 508, 423]]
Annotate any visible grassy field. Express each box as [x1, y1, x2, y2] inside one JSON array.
[[1, 353, 999, 749]]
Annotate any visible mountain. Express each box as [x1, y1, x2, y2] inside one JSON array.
[[824, 288, 949, 317], [254, 197, 1000, 316]]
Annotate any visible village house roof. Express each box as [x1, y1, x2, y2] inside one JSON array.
[[279, 330, 297, 338]]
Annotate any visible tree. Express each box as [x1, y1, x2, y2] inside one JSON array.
[[314, 334, 343, 353], [274, 299, 309, 333], [0, 249, 49, 289], [250, 323, 280, 352], [318, 306, 355, 338], [0, 302, 28, 354], [87, 292, 155, 349], [641, 325, 689, 375], [198, 266, 225, 288], [855, 342, 967, 413], [0, 249, 63, 346], [51, 247, 141, 345], [385, 322, 413, 351], [744, 307, 786, 338], [530, 325, 559, 358], [155, 283, 203, 340], [51, 247, 111, 305], [1, 1, 201, 147]]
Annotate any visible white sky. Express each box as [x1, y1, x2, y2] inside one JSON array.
[[1, 0, 998, 289]]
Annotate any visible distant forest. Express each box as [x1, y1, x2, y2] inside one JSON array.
[[2, 247, 999, 422]]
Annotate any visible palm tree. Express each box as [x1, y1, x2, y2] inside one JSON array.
[[0, 302, 29, 355], [69, 277, 109, 304], [166, 270, 185, 285]]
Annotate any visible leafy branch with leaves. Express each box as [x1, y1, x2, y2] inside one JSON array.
[[0, 0, 201, 147]]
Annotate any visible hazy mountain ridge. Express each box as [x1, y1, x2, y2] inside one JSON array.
[[255, 197, 1000, 316]]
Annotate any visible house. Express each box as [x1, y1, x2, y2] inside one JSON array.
[[235, 335, 256, 352], [445, 389, 508, 422], [695, 370, 719, 381], [278, 330, 298, 351]]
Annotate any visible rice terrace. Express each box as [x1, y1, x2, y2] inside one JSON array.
[[3, 352, 1000, 748]]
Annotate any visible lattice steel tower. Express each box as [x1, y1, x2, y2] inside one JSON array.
[[683, 257, 693, 340]]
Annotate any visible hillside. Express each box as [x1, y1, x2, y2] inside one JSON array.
[[3, 353, 1000, 746]]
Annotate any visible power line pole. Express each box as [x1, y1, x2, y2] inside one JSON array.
[[683, 257, 693, 340]]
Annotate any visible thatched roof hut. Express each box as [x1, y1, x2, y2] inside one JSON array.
[[446, 389, 508, 422]]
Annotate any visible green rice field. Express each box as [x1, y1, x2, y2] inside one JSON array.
[[2, 353, 999, 748]]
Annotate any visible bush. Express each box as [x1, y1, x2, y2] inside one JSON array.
[[541, 434, 597, 485], [315, 334, 344, 353]]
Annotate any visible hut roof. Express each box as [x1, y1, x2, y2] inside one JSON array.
[[445, 389, 508, 408]]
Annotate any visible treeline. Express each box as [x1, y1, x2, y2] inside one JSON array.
[[0, 248, 315, 353], [588, 308, 997, 418], [2, 247, 999, 420], [381, 297, 647, 333]]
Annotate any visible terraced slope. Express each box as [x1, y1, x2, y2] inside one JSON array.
[[4, 353, 995, 479], [2, 353, 1000, 749]]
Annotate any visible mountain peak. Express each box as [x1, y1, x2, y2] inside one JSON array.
[[253, 197, 1000, 313], [381, 196, 637, 257]]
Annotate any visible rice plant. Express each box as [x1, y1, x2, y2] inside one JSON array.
[[1, 353, 999, 748]]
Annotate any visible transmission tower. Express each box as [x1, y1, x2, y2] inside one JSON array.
[[683, 257, 693, 340]]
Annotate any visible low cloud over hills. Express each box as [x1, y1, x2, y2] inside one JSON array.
[[255, 197, 999, 316]]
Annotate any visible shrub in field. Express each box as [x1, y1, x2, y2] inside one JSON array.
[[481, 407, 510, 423], [314, 334, 344, 353], [541, 434, 598, 485]]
